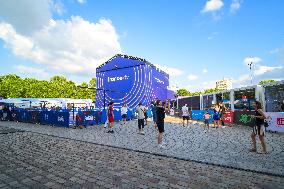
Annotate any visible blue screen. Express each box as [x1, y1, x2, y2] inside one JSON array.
[[96, 62, 169, 108]]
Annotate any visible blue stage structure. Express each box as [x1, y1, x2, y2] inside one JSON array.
[[96, 54, 170, 109]]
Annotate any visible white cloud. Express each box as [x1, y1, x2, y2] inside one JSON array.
[[243, 57, 262, 66], [77, 0, 86, 4], [0, 0, 51, 35], [254, 65, 283, 76], [155, 64, 183, 77], [270, 48, 280, 54], [230, 0, 241, 13], [13, 65, 49, 78], [202, 69, 208, 73], [202, 0, 224, 13], [0, 16, 122, 75], [187, 74, 198, 81], [50, 0, 65, 15]]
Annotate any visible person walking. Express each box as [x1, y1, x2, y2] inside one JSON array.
[[156, 100, 166, 148], [136, 103, 145, 135], [121, 104, 128, 126], [107, 102, 115, 133], [181, 104, 189, 126], [250, 101, 268, 154]]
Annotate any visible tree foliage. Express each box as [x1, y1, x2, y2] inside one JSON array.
[[259, 79, 275, 85], [176, 87, 223, 97], [176, 88, 190, 96], [0, 74, 96, 100]]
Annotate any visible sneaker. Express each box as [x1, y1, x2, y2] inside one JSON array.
[[203, 130, 207, 133], [107, 130, 111, 133], [162, 141, 167, 146], [158, 144, 166, 149], [110, 130, 114, 133], [140, 131, 145, 135]]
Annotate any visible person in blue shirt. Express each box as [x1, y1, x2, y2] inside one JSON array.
[[151, 102, 157, 129]]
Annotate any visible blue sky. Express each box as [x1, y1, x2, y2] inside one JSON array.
[[0, 0, 283, 92]]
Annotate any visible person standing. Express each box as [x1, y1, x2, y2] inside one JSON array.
[[213, 103, 221, 128], [250, 101, 268, 154], [144, 105, 148, 125], [136, 103, 145, 135], [203, 111, 210, 133], [107, 102, 115, 133], [219, 101, 227, 128], [181, 104, 189, 126], [121, 104, 128, 126], [104, 105, 109, 128], [156, 100, 166, 148], [151, 102, 157, 129]]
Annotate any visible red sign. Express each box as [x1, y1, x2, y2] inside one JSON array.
[[223, 110, 234, 124], [277, 118, 284, 126]]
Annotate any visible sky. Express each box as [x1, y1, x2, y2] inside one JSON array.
[[0, 0, 283, 92]]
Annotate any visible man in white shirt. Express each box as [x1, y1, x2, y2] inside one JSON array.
[[182, 104, 189, 126], [121, 104, 128, 125], [136, 103, 145, 135]]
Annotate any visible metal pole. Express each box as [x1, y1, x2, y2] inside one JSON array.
[[103, 90, 106, 110], [72, 102, 75, 126]]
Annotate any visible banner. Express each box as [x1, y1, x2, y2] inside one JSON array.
[[234, 111, 255, 126], [223, 110, 234, 124], [265, 112, 284, 133]]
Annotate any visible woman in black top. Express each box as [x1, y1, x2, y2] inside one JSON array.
[[250, 101, 267, 154], [156, 100, 166, 148]]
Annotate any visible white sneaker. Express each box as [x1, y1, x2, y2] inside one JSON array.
[[158, 144, 166, 148], [203, 130, 207, 133]]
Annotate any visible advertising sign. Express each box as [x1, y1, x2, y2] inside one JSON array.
[[265, 112, 284, 133], [234, 111, 255, 126], [223, 110, 234, 124]]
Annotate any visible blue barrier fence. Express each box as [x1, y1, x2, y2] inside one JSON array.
[[191, 110, 214, 123], [3, 108, 136, 128]]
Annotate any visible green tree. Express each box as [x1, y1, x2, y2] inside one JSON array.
[[89, 77, 96, 88], [177, 89, 190, 96], [259, 80, 275, 85]]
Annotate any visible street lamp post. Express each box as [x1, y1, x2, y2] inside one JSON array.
[[248, 61, 254, 84]]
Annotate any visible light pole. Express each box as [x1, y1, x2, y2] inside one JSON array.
[[248, 61, 254, 84]]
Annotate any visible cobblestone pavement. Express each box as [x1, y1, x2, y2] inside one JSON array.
[[0, 118, 284, 178], [0, 130, 283, 189]]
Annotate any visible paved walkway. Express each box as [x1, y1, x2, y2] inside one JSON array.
[[0, 118, 283, 177], [0, 129, 283, 189]]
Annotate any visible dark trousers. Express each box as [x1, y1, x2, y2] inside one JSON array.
[[138, 119, 144, 130]]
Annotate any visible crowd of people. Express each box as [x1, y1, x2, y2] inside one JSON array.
[[1, 99, 269, 153], [104, 100, 166, 148]]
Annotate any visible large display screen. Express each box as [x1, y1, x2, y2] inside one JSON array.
[[96, 64, 169, 108]]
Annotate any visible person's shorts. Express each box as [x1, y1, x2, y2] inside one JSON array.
[[204, 119, 209, 125], [121, 114, 127, 119], [183, 116, 189, 120], [213, 114, 220, 120], [144, 113, 148, 119], [108, 117, 114, 123], [153, 117, 157, 123], [252, 124, 265, 136], [157, 121, 164, 133]]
